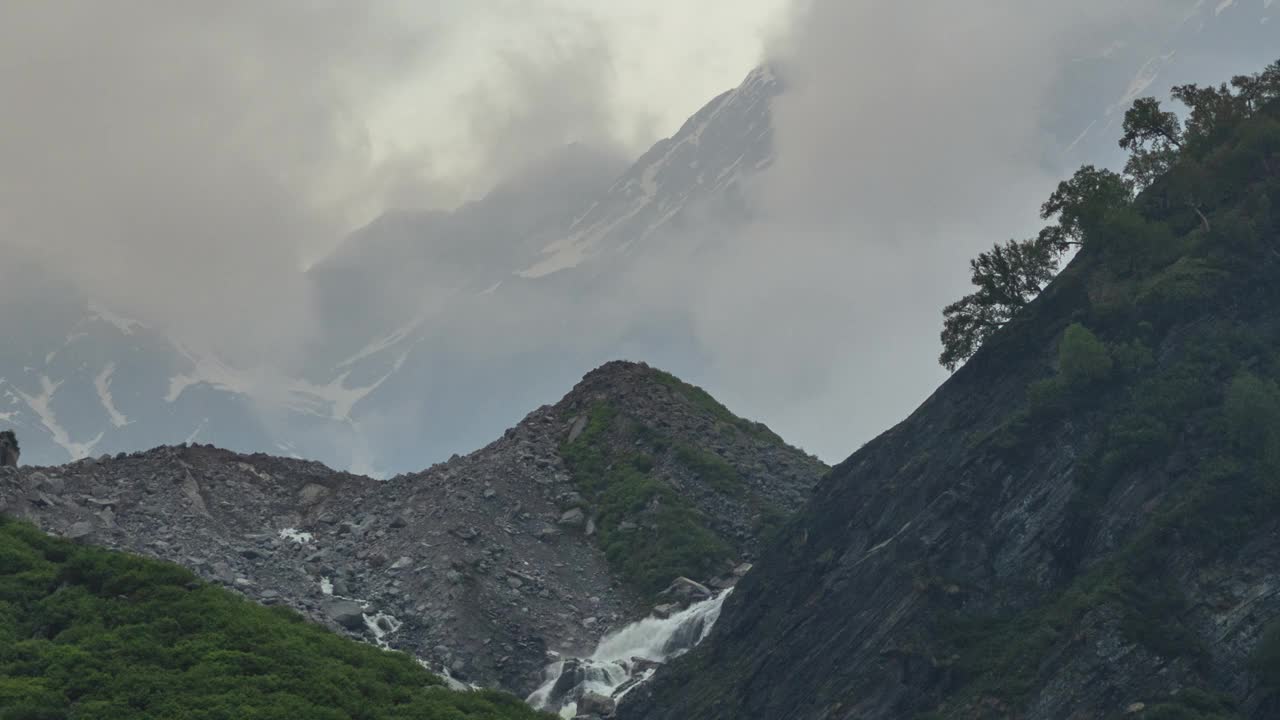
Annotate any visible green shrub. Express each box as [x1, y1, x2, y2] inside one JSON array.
[[1102, 414, 1174, 476], [630, 454, 656, 473], [1059, 324, 1113, 386], [651, 369, 781, 442], [1224, 372, 1280, 453], [561, 403, 733, 596], [1132, 362, 1220, 418], [673, 444, 742, 493], [1090, 207, 1179, 268], [1110, 339, 1156, 377], [1136, 257, 1229, 315], [1027, 377, 1068, 416]]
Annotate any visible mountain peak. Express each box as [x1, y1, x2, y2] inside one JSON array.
[[3, 359, 825, 696]]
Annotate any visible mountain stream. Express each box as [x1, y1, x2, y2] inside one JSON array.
[[527, 590, 731, 717]]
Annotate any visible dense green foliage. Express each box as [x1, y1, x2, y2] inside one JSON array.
[[561, 403, 734, 596], [1024, 323, 1113, 416], [0, 517, 549, 720], [939, 237, 1061, 371], [672, 444, 743, 494], [1057, 324, 1113, 386], [940, 59, 1280, 370]]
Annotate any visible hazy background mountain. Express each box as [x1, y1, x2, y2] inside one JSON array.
[[0, 0, 1275, 474]]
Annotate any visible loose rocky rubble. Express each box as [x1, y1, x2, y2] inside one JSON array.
[[0, 362, 825, 696]]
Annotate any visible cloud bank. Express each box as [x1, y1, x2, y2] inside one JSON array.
[[652, 0, 1193, 459]]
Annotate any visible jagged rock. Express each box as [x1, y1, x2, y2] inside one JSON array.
[[325, 600, 366, 630], [65, 520, 95, 541], [652, 603, 680, 619], [578, 692, 616, 716], [297, 483, 328, 505], [659, 577, 711, 601], [452, 526, 479, 542], [551, 659, 585, 703], [568, 415, 589, 443], [707, 576, 737, 590], [559, 508, 587, 528], [26, 472, 65, 495], [0, 431, 18, 467]]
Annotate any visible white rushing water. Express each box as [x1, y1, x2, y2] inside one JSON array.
[[527, 590, 731, 718]]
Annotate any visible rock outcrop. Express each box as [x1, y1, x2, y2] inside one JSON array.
[[0, 430, 18, 467], [0, 362, 823, 695]]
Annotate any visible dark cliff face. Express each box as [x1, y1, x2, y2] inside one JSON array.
[[623, 80, 1280, 719]]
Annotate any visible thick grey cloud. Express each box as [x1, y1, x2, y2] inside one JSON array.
[[0, 2, 633, 365], [0, 3, 420, 362], [647, 0, 1195, 461]]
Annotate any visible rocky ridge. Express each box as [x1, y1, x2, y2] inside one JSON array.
[[0, 361, 823, 696]]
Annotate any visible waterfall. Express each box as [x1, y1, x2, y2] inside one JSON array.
[[527, 590, 731, 717]]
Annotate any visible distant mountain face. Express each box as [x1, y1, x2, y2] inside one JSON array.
[[3, 1, 1274, 472]]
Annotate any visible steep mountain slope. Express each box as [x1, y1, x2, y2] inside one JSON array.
[[0, 362, 824, 696], [0, 516, 550, 719], [622, 64, 1280, 719]]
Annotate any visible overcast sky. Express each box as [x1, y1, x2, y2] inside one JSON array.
[[0, 1, 786, 362], [1, 0, 1272, 468]]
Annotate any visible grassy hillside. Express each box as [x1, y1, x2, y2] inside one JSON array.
[[0, 516, 549, 720], [556, 363, 826, 597]]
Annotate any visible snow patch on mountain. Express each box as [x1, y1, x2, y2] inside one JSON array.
[[16, 375, 103, 460], [283, 359, 408, 422], [94, 363, 130, 428], [87, 300, 145, 335], [166, 346, 253, 403], [335, 316, 424, 370], [518, 66, 779, 279], [168, 341, 405, 424], [185, 419, 208, 444]]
